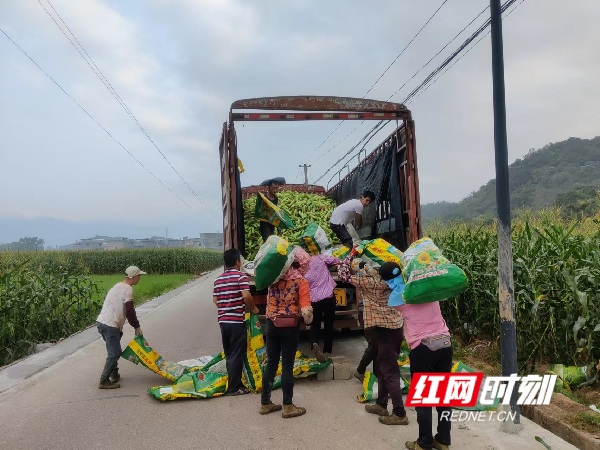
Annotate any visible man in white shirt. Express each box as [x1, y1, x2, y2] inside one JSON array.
[[329, 190, 375, 248], [96, 266, 146, 389]]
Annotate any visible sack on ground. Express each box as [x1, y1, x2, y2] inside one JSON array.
[[270, 351, 332, 389], [254, 236, 295, 290], [149, 371, 228, 401], [121, 335, 188, 381], [300, 222, 331, 256], [401, 237, 468, 304], [363, 238, 403, 266], [255, 192, 295, 229], [357, 371, 410, 403], [129, 317, 332, 401], [451, 361, 500, 411]]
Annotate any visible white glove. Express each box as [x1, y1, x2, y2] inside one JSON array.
[[301, 307, 314, 325]]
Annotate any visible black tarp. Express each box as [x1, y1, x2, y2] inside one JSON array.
[[329, 135, 407, 250]]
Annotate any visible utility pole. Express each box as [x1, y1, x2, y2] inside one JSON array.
[[490, 0, 520, 429], [299, 164, 310, 185]]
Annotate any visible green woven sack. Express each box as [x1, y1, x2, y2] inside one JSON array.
[[254, 236, 295, 290], [401, 237, 468, 304]]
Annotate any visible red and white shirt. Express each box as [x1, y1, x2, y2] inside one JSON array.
[[213, 269, 250, 324]]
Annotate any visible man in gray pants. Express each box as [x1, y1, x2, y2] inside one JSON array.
[[96, 266, 146, 389]]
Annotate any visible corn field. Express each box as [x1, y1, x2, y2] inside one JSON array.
[[0, 259, 100, 365], [428, 209, 600, 373], [0, 248, 223, 275], [0, 248, 223, 366]]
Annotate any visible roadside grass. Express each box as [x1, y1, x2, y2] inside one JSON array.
[[572, 412, 600, 432], [92, 274, 195, 306]]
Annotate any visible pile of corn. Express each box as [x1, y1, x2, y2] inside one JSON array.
[[242, 191, 340, 260]]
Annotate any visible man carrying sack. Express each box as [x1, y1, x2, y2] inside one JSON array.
[[258, 180, 281, 243], [329, 190, 375, 248], [96, 265, 146, 389]]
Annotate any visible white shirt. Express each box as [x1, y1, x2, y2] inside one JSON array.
[[330, 199, 364, 225], [97, 282, 133, 330]]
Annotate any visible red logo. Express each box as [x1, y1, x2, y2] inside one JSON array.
[[406, 373, 484, 407], [197, 372, 205, 381], [256, 321, 261, 329]]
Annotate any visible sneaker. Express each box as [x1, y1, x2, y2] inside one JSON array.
[[312, 344, 326, 363], [98, 380, 120, 389], [227, 388, 250, 396], [433, 438, 450, 450], [109, 373, 121, 383], [405, 442, 426, 450], [259, 403, 282, 415], [354, 371, 365, 381], [282, 404, 306, 418], [379, 413, 409, 425], [365, 404, 389, 416]]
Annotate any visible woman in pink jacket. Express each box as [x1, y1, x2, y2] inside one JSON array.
[[379, 261, 453, 450]]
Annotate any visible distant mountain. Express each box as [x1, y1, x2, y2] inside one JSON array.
[[421, 136, 600, 222]]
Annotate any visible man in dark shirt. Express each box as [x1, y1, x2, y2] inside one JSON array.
[[259, 180, 280, 243]]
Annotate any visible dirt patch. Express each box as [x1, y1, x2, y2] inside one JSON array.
[[578, 386, 600, 406], [452, 337, 502, 376], [522, 393, 600, 450]]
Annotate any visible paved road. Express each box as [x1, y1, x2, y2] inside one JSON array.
[[0, 270, 577, 450]]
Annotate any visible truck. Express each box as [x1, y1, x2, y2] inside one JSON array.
[[219, 96, 422, 328]]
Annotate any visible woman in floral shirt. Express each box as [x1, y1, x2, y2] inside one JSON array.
[[338, 247, 408, 426], [260, 247, 313, 419]]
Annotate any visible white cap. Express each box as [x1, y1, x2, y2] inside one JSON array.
[[125, 266, 147, 278]]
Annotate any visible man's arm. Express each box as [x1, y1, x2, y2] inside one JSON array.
[[242, 290, 259, 314], [125, 301, 142, 336], [213, 295, 219, 307], [355, 213, 362, 228]]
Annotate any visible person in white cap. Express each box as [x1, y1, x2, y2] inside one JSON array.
[[96, 265, 146, 389]]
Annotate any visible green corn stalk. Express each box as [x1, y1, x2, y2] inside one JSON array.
[[427, 208, 600, 375]]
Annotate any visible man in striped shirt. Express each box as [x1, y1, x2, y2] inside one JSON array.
[[213, 249, 259, 395]]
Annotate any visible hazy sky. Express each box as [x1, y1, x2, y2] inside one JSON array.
[[1, 0, 599, 246]]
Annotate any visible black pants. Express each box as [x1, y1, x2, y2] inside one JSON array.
[[310, 297, 335, 354], [372, 327, 406, 417], [357, 310, 377, 374], [261, 319, 300, 406], [329, 223, 353, 249], [410, 343, 453, 449], [220, 322, 247, 393], [259, 221, 276, 243]]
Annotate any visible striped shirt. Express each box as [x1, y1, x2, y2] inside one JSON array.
[[213, 269, 250, 323]]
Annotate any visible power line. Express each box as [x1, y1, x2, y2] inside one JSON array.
[[38, 0, 217, 218], [313, 0, 523, 184], [363, 0, 451, 98], [313, 120, 389, 184], [385, 3, 490, 102], [401, 0, 520, 105], [303, 0, 451, 166], [310, 1, 487, 179], [407, 0, 526, 104], [0, 27, 212, 222]]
